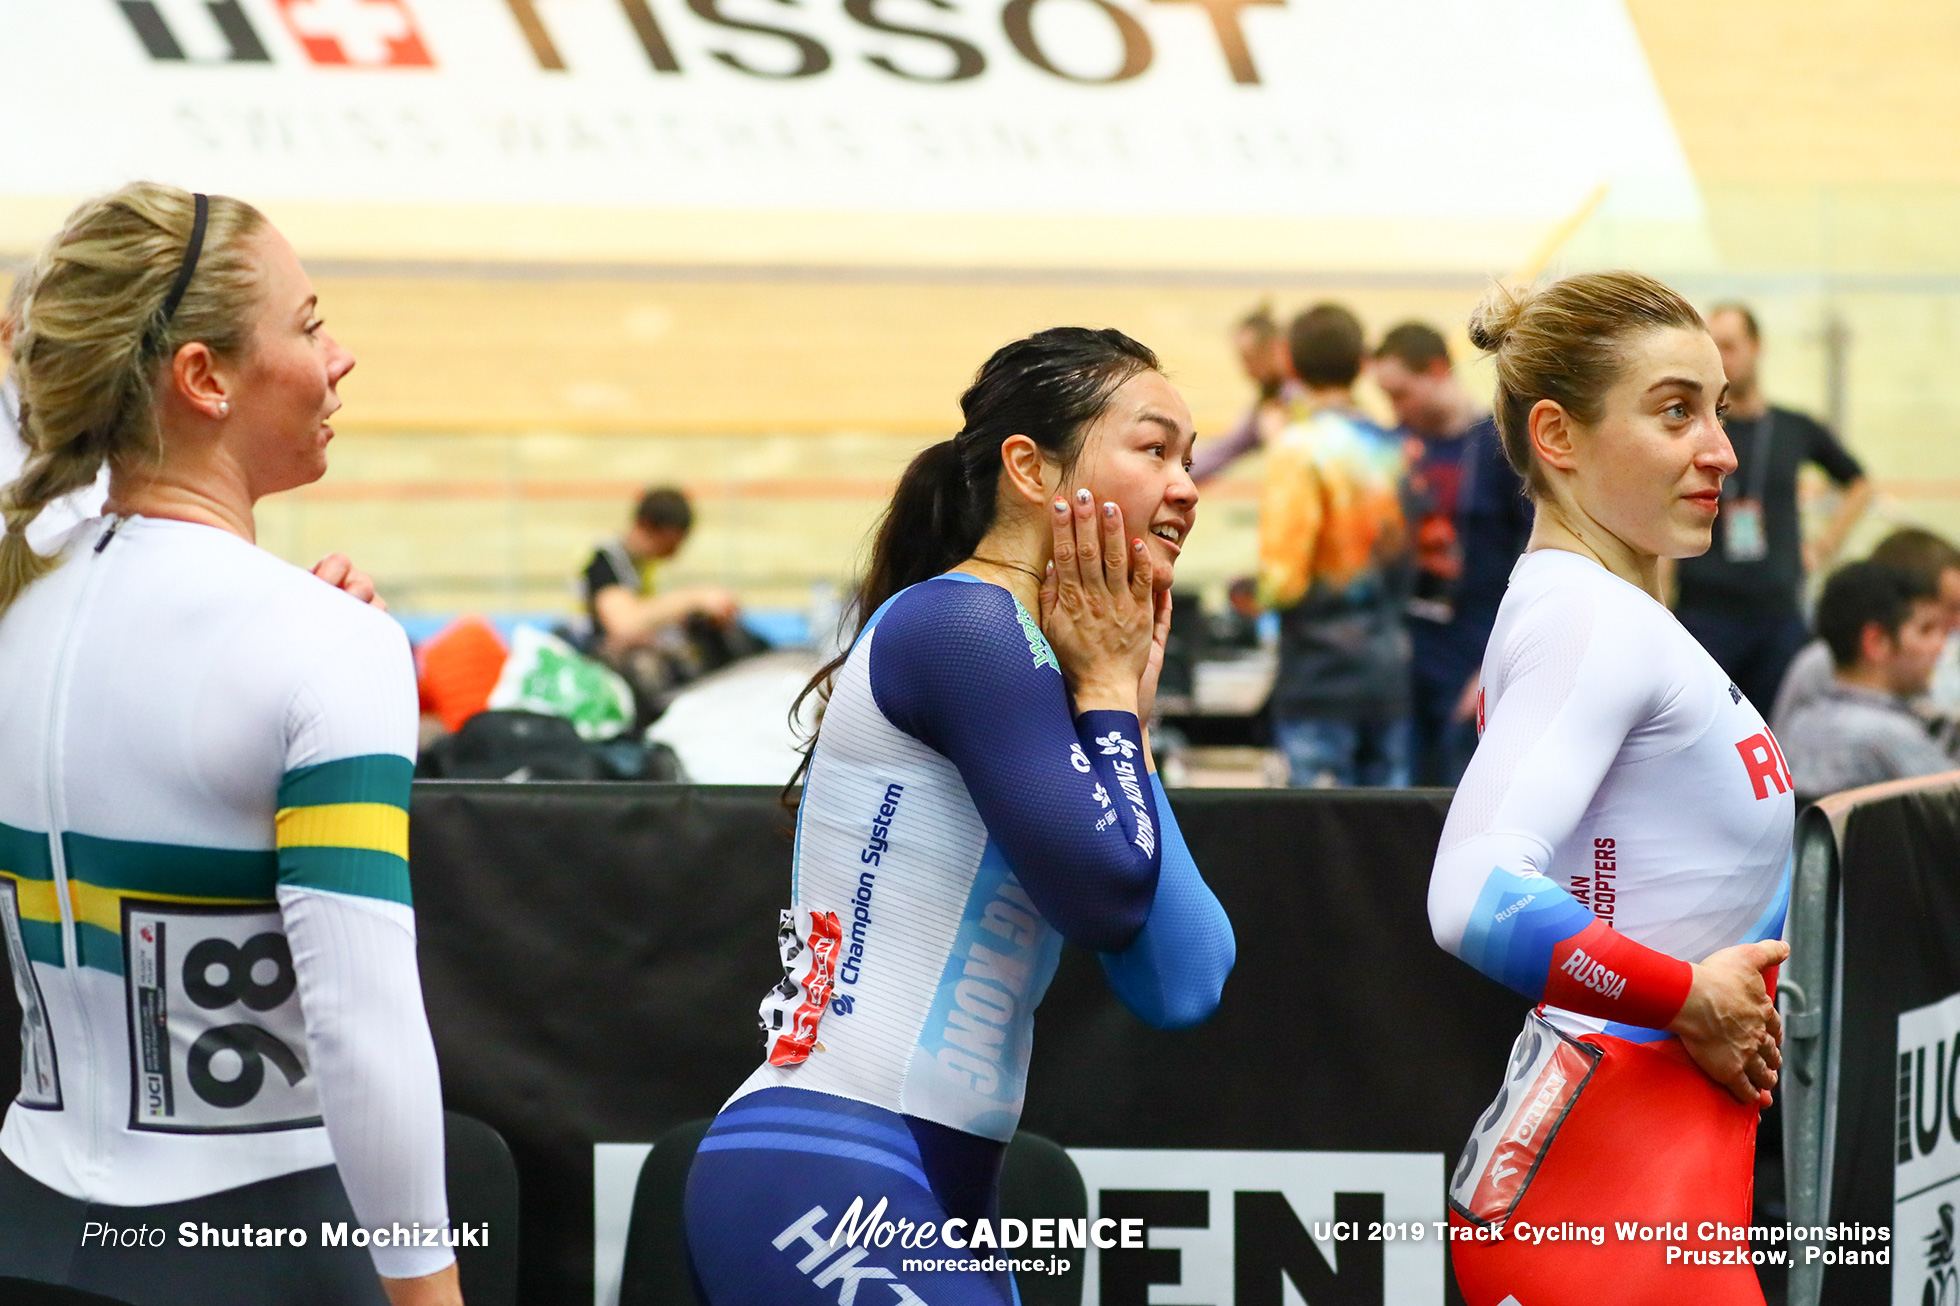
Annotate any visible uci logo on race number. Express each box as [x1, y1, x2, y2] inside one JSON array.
[[124, 903, 322, 1134]]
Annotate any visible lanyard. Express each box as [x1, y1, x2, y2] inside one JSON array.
[[1724, 411, 1774, 503]]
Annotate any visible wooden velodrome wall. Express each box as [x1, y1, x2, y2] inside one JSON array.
[[4, 0, 1959, 618], [238, 274, 1488, 614]]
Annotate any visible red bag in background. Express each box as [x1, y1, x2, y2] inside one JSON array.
[[416, 615, 508, 732]]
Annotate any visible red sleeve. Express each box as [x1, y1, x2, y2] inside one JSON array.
[[1544, 918, 1694, 1030]]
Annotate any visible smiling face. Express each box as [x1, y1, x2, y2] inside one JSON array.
[[1061, 370, 1200, 589], [1537, 325, 1736, 561], [227, 227, 355, 499]]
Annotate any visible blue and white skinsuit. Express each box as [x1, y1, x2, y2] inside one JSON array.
[[683, 574, 1237, 1305]]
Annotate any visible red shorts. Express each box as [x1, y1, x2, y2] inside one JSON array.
[[1449, 1031, 1764, 1306]]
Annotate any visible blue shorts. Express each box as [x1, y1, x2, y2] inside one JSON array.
[[683, 1087, 1020, 1306]]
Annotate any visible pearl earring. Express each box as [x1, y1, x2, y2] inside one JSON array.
[[217, 401, 229, 417]]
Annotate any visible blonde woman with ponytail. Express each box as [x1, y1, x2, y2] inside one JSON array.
[[1428, 272, 1792, 1305], [0, 184, 460, 1306], [0, 278, 108, 552]]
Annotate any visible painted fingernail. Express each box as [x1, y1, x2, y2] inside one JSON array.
[[1053, 497, 1067, 513], [1103, 502, 1117, 518], [1075, 488, 1091, 504], [1132, 538, 1144, 553]]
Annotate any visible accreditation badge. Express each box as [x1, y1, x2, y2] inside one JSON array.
[[1723, 498, 1768, 562]]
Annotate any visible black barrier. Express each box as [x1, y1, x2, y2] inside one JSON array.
[[1778, 805, 1842, 1306], [1815, 776, 1960, 1304], [2, 783, 1532, 1305]]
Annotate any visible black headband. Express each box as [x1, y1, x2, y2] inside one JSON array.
[[157, 192, 209, 329]]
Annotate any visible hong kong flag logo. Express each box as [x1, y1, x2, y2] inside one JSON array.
[[272, 0, 434, 67]]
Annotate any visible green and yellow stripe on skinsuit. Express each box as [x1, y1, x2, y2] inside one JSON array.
[[276, 754, 414, 906], [2, 821, 276, 976], [0, 755, 411, 977], [0, 819, 62, 969]]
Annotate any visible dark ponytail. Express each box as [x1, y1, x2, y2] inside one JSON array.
[[786, 326, 1159, 793], [855, 436, 995, 618]]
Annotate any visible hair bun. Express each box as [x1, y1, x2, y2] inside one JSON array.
[[1467, 282, 1527, 354]]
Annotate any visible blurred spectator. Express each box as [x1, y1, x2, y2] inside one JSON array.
[[1259, 304, 1411, 786], [582, 486, 749, 719], [0, 282, 108, 551], [1211, 576, 1264, 650], [1190, 302, 1303, 482], [1376, 322, 1532, 785], [1778, 561, 1953, 798], [1675, 303, 1871, 711], [583, 486, 738, 649], [1773, 527, 1960, 731]]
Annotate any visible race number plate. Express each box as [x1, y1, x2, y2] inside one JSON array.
[[0, 879, 61, 1109], [124, 901, 322, 1134], [1448, 1013, 1601, 1228]]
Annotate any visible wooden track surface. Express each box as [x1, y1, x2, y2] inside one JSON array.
[[5, 0, 1959, 617]]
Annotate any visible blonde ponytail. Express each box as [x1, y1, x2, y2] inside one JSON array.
[[0, 182, 266, 615]]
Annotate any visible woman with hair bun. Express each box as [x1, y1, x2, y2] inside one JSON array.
[[0, 184, 459, 1305], [683, 327, 1235, 1305], [1431, 271, 1791, 1304]]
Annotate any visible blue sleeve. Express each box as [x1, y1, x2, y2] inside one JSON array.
[[1097, 774, 1235, 1029], [869, 578, 1161, 952]]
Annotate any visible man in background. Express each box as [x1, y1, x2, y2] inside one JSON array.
[[582, 486, 746, 715], [1778, 561, 1954, 798], [1191, 302, 1303, 482], [1259, 304, 1411, 787], [1773, 527, 1960, 731], [1376, 322, 1532, 785], [1675, 302, 1871, 711], [583, 486, 738, 650]]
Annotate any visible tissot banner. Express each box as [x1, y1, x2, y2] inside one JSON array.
[[0, 0, 1698, 232]]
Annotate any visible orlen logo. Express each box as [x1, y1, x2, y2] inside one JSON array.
[[1735, 730, 1794, 801], [117, 0, 433, 68]]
